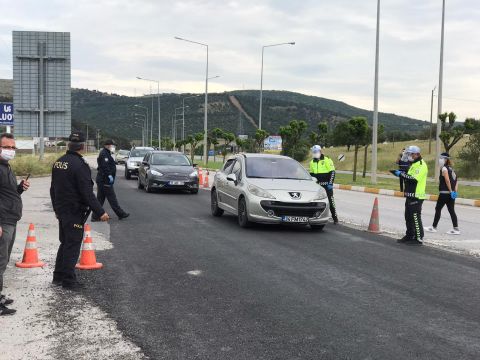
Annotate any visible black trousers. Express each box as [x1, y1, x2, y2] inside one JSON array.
[[322, 186, 338, 222], [53, 215, 85, 285], [399, 177, 405, 192], [404, 198, 424, 241], [93, 181, 126, 219], [433, 194, 458, 228]]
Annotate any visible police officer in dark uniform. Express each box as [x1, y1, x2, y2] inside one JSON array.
[[91, 139, 129, 221], [50, 132, 110, 289]]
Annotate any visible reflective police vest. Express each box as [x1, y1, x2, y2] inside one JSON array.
[[403, 158, 428, 199], [309, 156, 335, 186]]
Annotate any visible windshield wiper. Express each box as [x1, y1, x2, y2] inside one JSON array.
[[247, 176, 272, 179]]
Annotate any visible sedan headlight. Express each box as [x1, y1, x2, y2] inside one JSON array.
[[150, 169, 164, 176], [247, 184, 276, 199], [189, 170, 198, 178], [313, 188, 328, 200]]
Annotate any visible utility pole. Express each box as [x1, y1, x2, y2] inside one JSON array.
[[435, 0, 446, 180], [371, 0, 381, 184]]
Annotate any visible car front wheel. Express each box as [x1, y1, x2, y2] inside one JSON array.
[[125, 167, 131, 180], [211, 189, 224, 217], [237, 197, 251, 228]]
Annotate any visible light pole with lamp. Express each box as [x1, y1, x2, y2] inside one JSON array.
[[136, 77, 161, 148], [174, 36, 209, 165], [134, 104, 149, 145], [134, 113, 147, 146], [435, 0, 446, 180], [371, 0, 380, 184], [258, 42, 295, 130]]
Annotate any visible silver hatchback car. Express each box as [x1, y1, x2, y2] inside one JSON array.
[[211, 153, 330, 230]]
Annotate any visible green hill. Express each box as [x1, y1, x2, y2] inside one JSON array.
[[71, 88, 429, 143]]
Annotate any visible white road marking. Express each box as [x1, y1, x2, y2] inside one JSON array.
[[187, 270, 203, 276]]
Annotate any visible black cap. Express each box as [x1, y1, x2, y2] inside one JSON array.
[[440, 152, 450, 158], [103, 139, 115, 146], [68, 132, 86, 143]]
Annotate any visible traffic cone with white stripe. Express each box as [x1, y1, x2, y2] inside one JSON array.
[[76, 224, 103, 270], [203, 170, 210, 188], [198, 167, 204, 187], [16, 224, 45, 268], [368, 197, 380, 233]]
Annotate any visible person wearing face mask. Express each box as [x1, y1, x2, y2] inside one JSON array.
[[0, 133, 30, 315], [92, 139, 129, 222], [396, 148, 410, 192], [392, 145, 428, 245], [309, 145, 338, 224], [425, 153, 460, 235]]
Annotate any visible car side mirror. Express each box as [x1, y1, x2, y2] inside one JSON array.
[[142, 161, 148, 166], [226, 173, 237, 185], [311, 176, 318, 182]]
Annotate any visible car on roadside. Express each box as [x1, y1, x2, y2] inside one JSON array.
[[137, 151, 199, 193], [125, 147, 154, 179], [211, 153, 330, 230], [115, 149, 130, 165]]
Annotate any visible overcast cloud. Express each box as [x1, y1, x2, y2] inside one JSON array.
[[0, 0, 478, 121]]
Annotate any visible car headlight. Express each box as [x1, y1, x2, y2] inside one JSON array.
[[128, 161, 136, 166], [313, 188, 328, 200], [247, 184, 276, 199], [150, 169, 164, 176], [189, 170, 198, 178]]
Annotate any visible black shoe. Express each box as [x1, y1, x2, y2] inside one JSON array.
[[62, 282, 85, 290], [397, 236, 410, 243], [333, 219, 339, 225], [118, 213, 130, 220], [0, 304, 16, 316], [52, 278, 63, 286], [0, 295, 13, 305], [405, 239, 423, 246]]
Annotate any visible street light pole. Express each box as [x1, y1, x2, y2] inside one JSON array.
[[435, 0, 446, 180], [134, 113, 147, 146], [175, 36, 209, 165], [137, 77, 161, 148], [134, 104, 148, 146], [258, 42, 295, 130], [429, 86, 437, 154], [371, 0, 380, 184]]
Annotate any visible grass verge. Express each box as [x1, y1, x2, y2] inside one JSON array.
[[334, 173, 480, 200], [10, 154, 57, 177]]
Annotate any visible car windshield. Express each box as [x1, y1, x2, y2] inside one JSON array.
[[246, 157, 311, 180], [151, 153, 191, 166], [130, 149, 150, 157], [119, 150, 129, 155]]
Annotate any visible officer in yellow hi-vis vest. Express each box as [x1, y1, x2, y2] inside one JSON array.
[[393, 145, 428, 245], [309, 145, 338, 224]]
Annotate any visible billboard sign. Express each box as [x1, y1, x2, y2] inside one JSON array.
[[0, 103, 14, 126], [264, 135, 282, 151], [13, 31, 71, 138]]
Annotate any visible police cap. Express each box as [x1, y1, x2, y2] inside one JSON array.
[[68, 132, 86, 143], [103, 139, 115, 146]]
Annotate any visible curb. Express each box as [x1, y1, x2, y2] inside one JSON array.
[[334, 184, 480, 208]]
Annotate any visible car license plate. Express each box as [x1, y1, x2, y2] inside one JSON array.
[[169, 181, 184, 185], [281, 216, 309, 223]]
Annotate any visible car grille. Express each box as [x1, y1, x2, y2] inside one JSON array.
[[260, 201, 327, 217], [164, 174, 190, 180]]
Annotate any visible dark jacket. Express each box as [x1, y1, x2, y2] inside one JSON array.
[[0, 160, 24, 225], [96, 148, 116, 183], [50, 151, 105, 220]]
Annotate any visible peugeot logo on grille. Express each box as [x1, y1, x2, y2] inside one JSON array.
[[289, 192, 301, 199]]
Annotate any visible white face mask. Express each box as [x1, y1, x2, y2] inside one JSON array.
[[110, 146, 116, 154], [438, 158, 446, 167], [313, 152, 321, 159], [407, 155, 414, 162], [0, 149, 16, 161]]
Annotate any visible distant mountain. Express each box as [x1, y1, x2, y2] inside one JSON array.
[[68, 88, 428, 141]]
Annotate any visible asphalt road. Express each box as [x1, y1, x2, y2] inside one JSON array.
[[81, 169, 480, 360]]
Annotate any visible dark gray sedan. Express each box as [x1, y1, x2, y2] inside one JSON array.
[[137, 151, 199, 194]]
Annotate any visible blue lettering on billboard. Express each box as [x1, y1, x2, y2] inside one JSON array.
[[0, 103, 14, 126]]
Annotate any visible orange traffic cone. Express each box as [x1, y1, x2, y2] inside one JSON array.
[[203, 170, 210, 188], [76, 224, 103, 270], [368, 197, 380, 233], [16, 224, 45, 268], [198, 167, 204, 186]]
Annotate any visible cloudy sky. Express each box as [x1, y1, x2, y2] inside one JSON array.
[[0, 0, 478, 121]]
